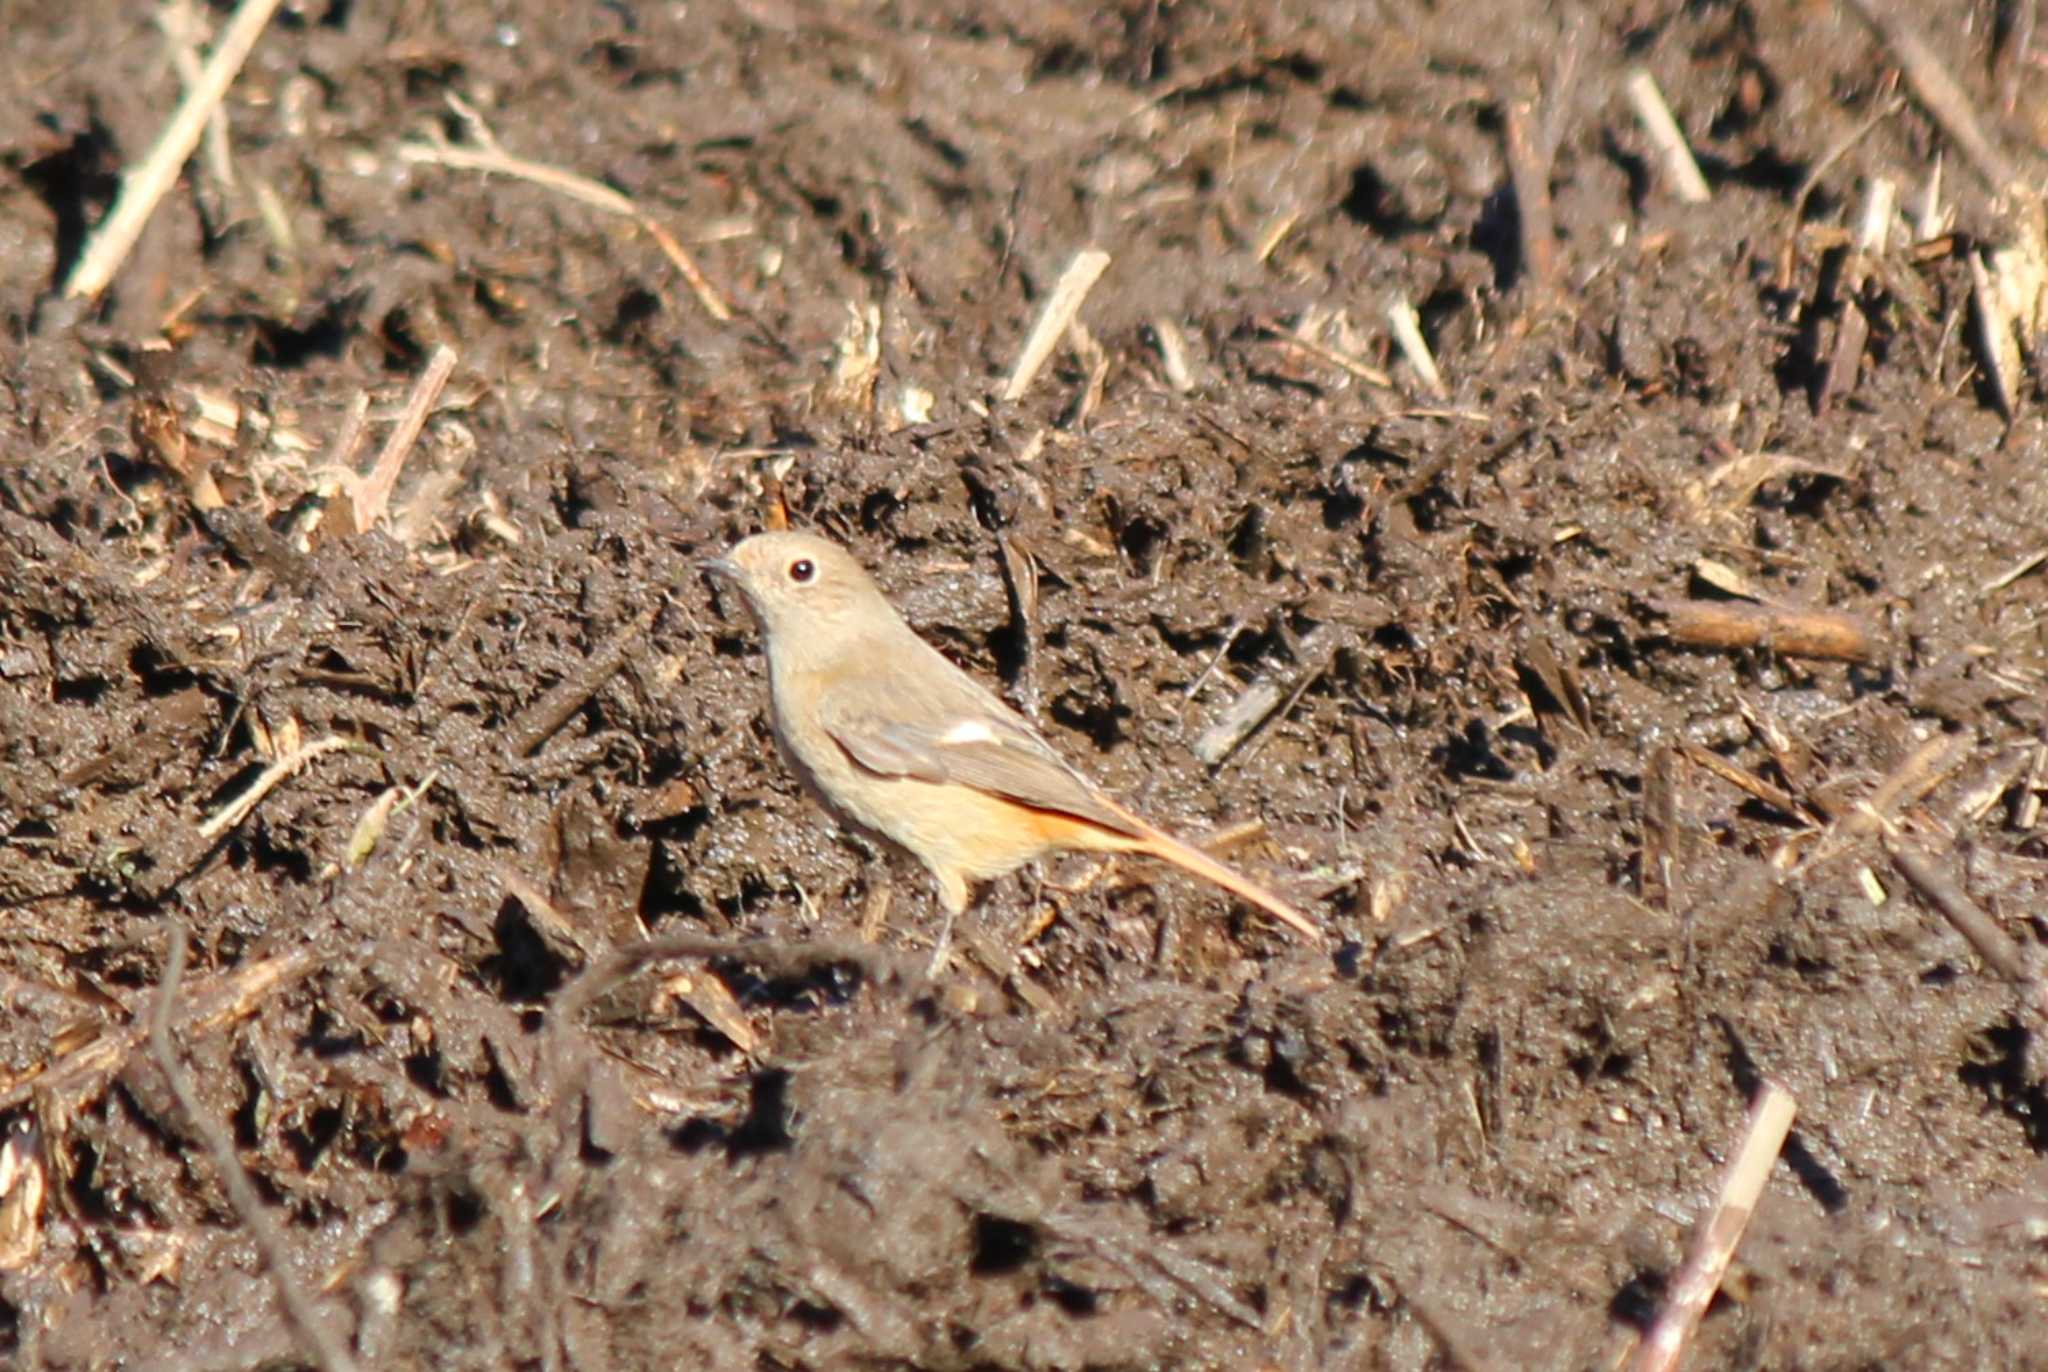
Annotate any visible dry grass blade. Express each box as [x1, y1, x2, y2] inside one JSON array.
[[1840, 730, 1974, 839], [1149, 316, 1199, 392], [0, 1118, 47, 1271], [1678, 742, 1815, 821], [1969, 249, 2022, 422], [1684, 450, 1853, 518], [657, 969, 761, 1055]]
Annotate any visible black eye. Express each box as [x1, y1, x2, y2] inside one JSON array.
[[788, 558, 815, 584]]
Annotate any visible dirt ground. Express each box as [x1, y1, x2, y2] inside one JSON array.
[[3, 1, 2047, 1367]]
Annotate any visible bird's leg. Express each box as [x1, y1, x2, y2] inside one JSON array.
[[924, 865, 974, 977]]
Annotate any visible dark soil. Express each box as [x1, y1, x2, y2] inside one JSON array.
[[4, 2, 2047, 1368]]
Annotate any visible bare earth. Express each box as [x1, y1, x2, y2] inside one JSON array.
[[2, 1, 2046, 1367]]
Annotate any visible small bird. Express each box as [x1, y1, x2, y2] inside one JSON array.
[[703, 530, 1322, 943]]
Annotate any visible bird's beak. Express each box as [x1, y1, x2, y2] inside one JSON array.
[[698, 554, 741, 583]]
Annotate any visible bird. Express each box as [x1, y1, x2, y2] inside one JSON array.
[[702, 530, 1322, 943]]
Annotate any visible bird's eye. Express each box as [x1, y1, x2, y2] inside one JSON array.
[[788, 558, 815, 584]]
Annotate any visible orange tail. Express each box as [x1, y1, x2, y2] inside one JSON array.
[[1119, 814, 1323, 944]]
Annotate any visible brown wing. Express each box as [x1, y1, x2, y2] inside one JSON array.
[[818, 648, 1143, 840]]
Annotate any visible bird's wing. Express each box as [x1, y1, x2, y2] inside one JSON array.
[[818, 654, 1144, 839]]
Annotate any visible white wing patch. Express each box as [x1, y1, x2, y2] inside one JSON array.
[[939, 719, 1002, 747]]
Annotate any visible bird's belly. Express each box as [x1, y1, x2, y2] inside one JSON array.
[[772, 715, 1085, 878], [802, 749, 1051, 877]]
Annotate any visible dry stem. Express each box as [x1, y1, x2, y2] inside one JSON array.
[[1630, 1081, 1796, 1372], [199, 734, 368, 839], [1002, 248, 1112, 402], [150, 928, 357, 1372], [1888, 843, 2048, 1023], [399, 94, 733, 322], [1656, 599, 1873, 662], [1843, 0, 2019, 191], [1625, 70, 1712, 205], [64, 0, 286, 299], [352, 344, 457, 534], [1386, 298, 1447, 398]]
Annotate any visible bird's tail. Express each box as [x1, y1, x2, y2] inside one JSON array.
[[1113, 809, 1324, 944]]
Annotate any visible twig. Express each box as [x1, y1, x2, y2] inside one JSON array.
[[198, 734, 368, 839], [555, 933, 917, 1019], [1817, 292, 1870, 418], [1678, 742, 1816, 821], [0, 950, 314, 1113], [2017, 742, 2047, 831], [1654, 599, 1874, 662], [1238, 647, 1333, 768], [546, 932, 919, 1101], [995, 532, 1042, 718], [1192, 626, 1337, 765], [64, 0, 287, 299], [504, 601, 663, 757], [1774, 99, 1904, 292], [1815, 175, 1896, 414], [352, 345, 456, 534], [1640, 746, 1680, 907], [1631, 1081, 1796, 1372], [1260, 323, 1395, 388], [1840, 731, 1973, 838], [1626, 70, 1712, 205], [1483, 64, 1586, 295], [1843, 0, 2019, 191], [1888, 843, 2048, 1022], [1502, 95, 1558, 294], [1052, 1210, 1266, 1330], [1001, 248, 1111, 402], [150, 927, 359, 1372], [399, 94, 732, 322], [320, 391, 371, 477], [1981, 545, 2048, 593]]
